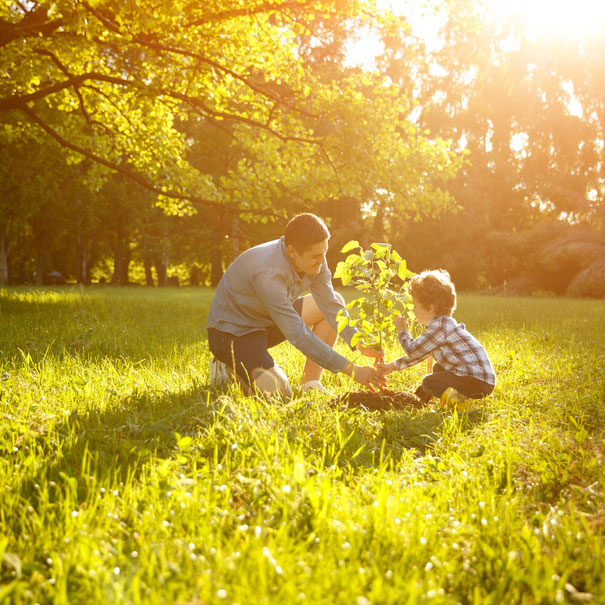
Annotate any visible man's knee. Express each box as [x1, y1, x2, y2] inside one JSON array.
[[251, 365, 292, 397]]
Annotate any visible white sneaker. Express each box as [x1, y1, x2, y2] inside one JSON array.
[[301, 380, 333, 397], [209, 357, 231, 389]]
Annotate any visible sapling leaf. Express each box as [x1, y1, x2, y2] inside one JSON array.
[[340, 240, 360, 253], [336, 313, 350, 334], [397, 260, 408, 281], [337, 240, 416, 352]]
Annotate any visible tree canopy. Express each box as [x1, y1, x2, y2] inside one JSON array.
[[1, 0, 460, 217]]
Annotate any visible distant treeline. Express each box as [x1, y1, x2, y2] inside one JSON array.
[[1, 1, 603, 297]]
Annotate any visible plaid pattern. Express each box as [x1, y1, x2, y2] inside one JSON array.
[[394, 316, 496, 386]]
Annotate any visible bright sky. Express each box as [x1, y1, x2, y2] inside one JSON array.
[[347, 0, 605, 67], [489, 0, 605, 41]]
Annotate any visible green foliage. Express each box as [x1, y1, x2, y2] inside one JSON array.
[[0, 1, 463, 219], [334, 240, 415, 349]]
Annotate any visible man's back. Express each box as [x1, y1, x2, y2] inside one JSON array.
[[207, 237, 309, 337]]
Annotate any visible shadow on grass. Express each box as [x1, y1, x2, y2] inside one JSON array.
[[12, 385, 489, 515], [328, 403, 488, 467], [55, 385, 217, 480]]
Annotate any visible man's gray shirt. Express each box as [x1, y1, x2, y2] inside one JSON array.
[[206, 237, 356, 373]]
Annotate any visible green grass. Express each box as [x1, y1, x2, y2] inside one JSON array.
[[0, 286, 604, 604]]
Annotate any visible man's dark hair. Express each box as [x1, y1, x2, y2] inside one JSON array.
[[284, 213, 330, 253]]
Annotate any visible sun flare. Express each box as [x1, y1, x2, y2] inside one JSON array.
[[487, 0, 605, 40]]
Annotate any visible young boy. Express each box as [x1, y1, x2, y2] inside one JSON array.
[[377, 269, 496, 408]]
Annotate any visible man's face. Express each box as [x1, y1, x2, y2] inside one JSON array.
[[287, 239, 329, 275]]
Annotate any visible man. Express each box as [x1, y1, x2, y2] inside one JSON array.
[[207, 213, 386, 397]]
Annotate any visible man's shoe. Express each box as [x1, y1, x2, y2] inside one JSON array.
[[301, 380, 333, 397], [441, 387, 474, 412], [209, 357, 231, 389]]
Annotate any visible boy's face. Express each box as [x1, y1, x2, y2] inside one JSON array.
[[413, 299, 436, 325], [287, 239, 328, 275]]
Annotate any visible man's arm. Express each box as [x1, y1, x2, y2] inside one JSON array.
[[254, 273, 386, 389], [340, 359, 387, 391], [254, 273, 349, 373]]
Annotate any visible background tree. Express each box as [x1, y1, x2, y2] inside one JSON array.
[[377, 0, 604, 294]]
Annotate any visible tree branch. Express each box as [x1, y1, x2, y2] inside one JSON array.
[[129, 36, 319, 119], [20, 106, 280, 218], [1, 69, 320, 145], [78, 0, 319, 119], [0, 72, 134, 111], [0, 7, 65, 48], [185, 0, 321, 26]]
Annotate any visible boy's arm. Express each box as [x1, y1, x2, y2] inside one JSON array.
[[393, 321, 443, 370]]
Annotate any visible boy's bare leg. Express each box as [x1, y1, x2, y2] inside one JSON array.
[[299, 293, 341, 385]]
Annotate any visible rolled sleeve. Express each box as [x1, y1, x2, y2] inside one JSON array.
[[254, 273, 348, 373]]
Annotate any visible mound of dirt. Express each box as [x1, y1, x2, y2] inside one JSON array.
[[333, 389, 424, 411]]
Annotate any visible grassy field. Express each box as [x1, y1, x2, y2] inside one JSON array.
[[0, 286, 604, 604]]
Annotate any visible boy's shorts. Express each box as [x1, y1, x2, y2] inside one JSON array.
[[207, 297, 304, 382]]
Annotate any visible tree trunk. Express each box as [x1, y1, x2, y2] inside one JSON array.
[[86, 231, 97, 285], [111, 224, 131, 285], [210, 247, 223, 287], [231, 214, 240, 260], [189, 265, 201, 287], [0, 228, 9, 286], [372, 202, 385, 242], [34, 228, 47, 286], [154, 231, 169, 286], [143, 241, 155, 286], [154, 255, 167, 287], [75, 227, 91, 285], [12, 232, 27, 284]]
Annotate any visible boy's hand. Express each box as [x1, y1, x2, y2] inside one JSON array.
[[376, 362, 396, 376], [356, 342, 385, 363], [393, 315, 407, 332]]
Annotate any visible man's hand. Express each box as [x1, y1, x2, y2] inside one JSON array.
[[376, 362, 396, 376], [342, 361, 387, 391], [393, 315, 407, 332]]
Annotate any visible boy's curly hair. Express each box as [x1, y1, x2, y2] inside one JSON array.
[[408, 269, 456, 316]]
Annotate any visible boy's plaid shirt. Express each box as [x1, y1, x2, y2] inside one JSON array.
[[394, 315, 496, 385]]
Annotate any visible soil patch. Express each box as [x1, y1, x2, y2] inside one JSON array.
[[333, 389, 424, 411]]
